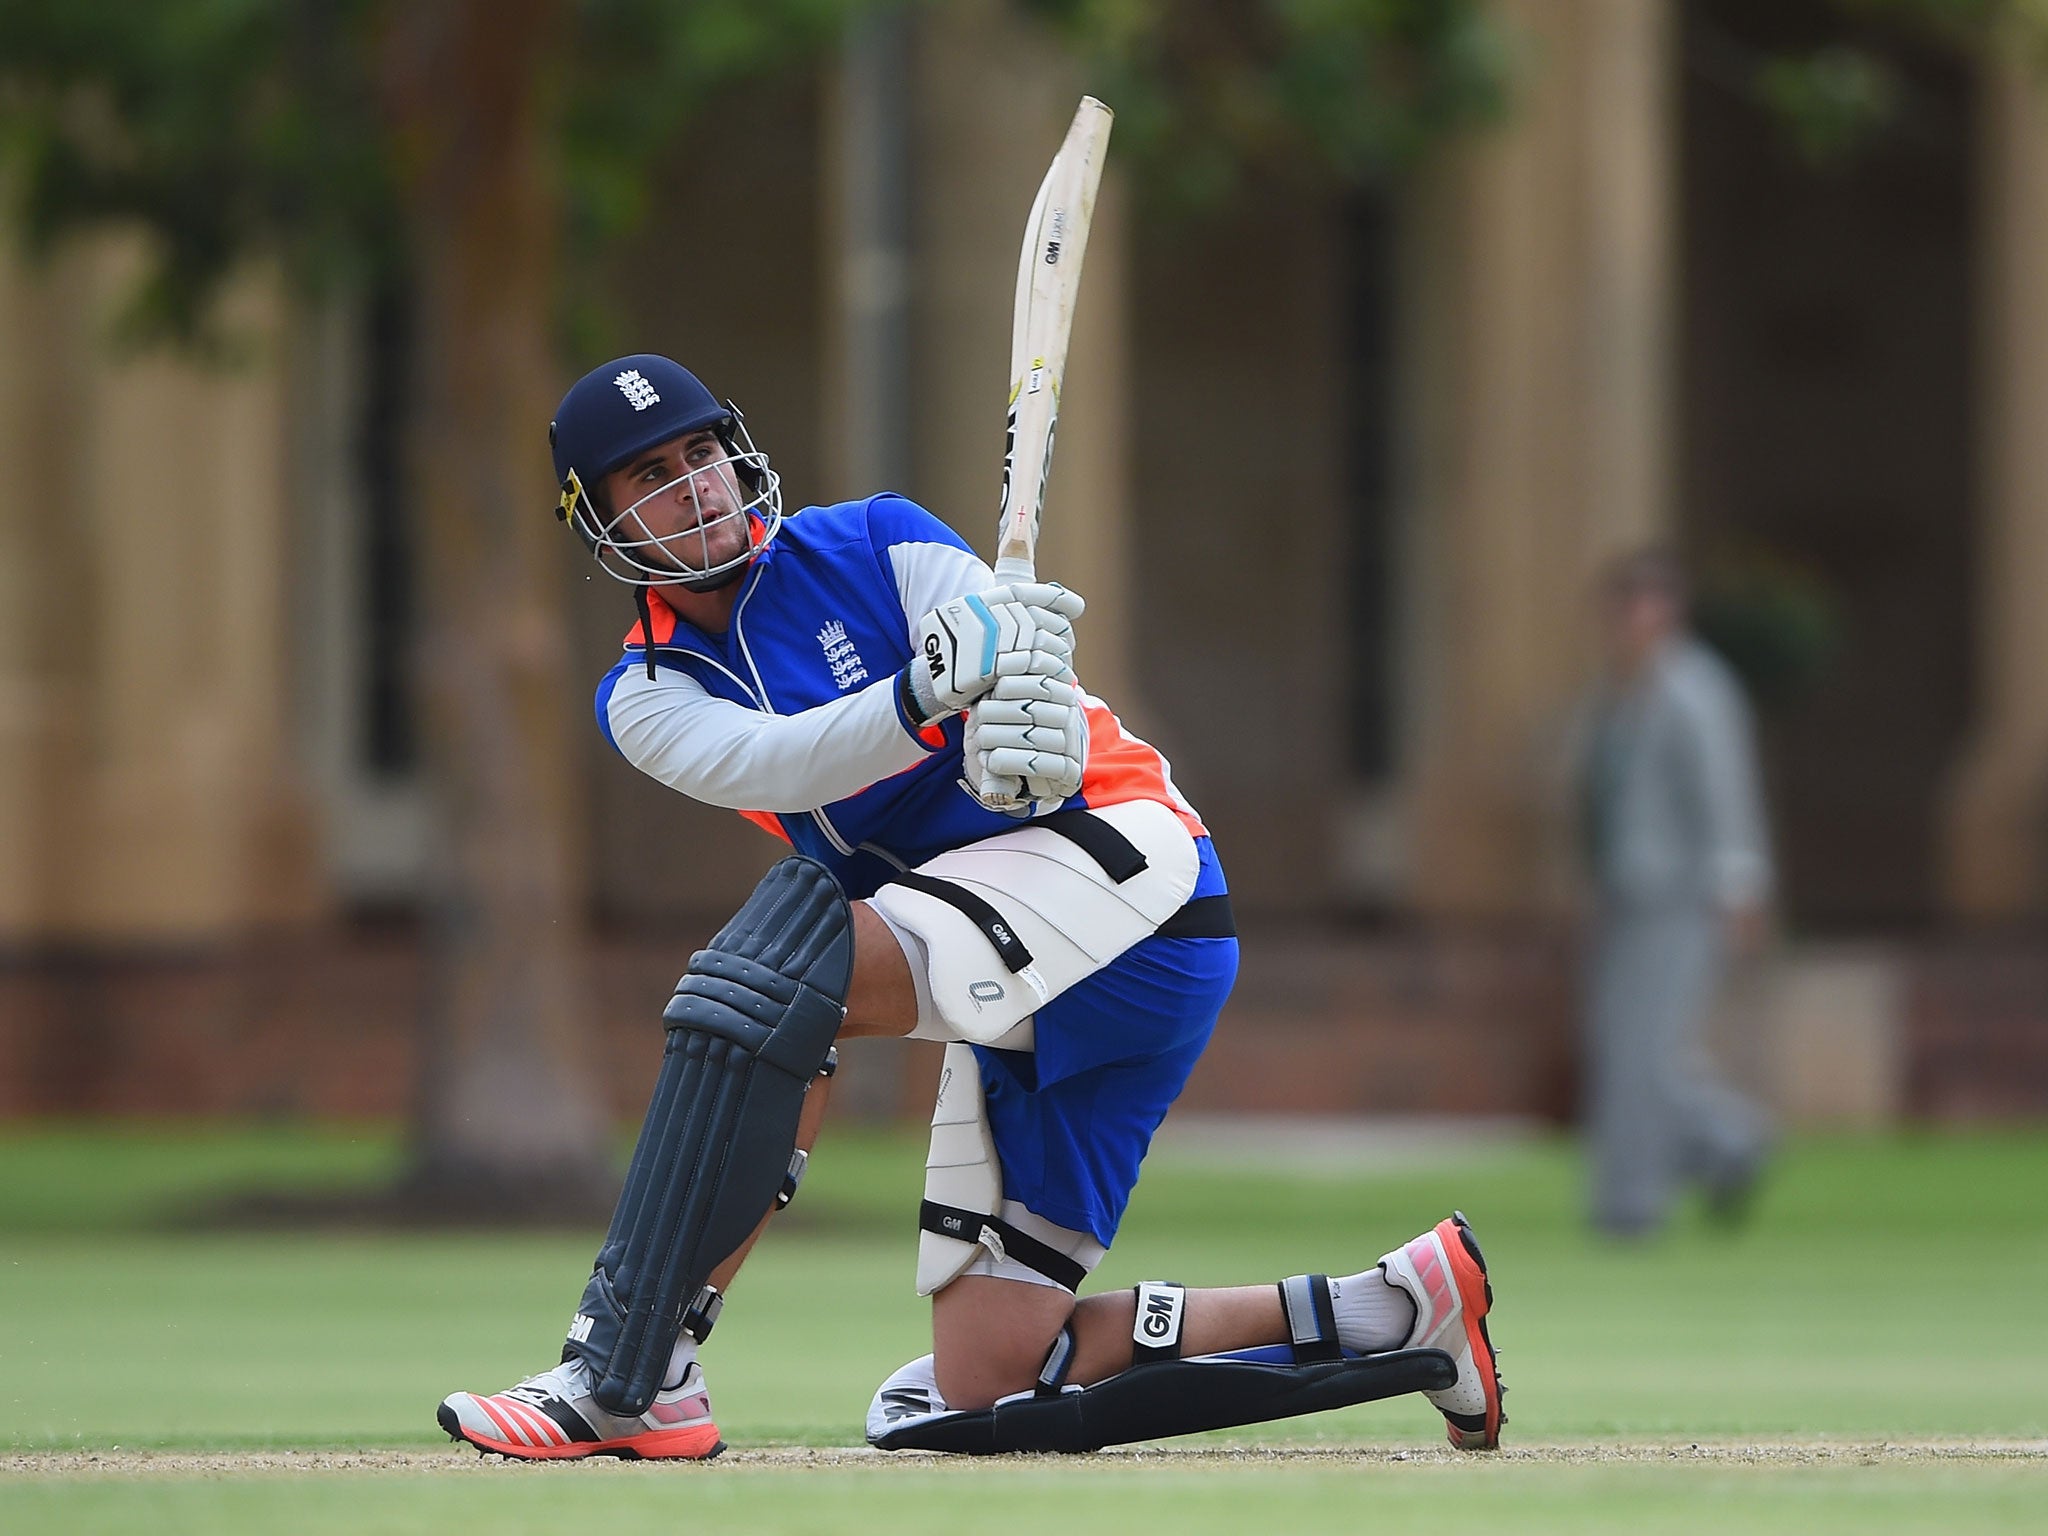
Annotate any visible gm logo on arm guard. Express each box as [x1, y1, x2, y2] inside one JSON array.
[[1134, 1281, 1185, 1354]]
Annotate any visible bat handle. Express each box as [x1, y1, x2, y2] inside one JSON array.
[[992, 555, 1036, 584]]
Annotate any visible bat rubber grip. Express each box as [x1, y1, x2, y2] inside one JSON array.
[[992, 556, 1035, 583]]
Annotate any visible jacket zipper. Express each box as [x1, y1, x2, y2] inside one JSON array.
[[728, 570, 858, 858]]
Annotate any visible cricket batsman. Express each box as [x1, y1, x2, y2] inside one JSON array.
[[434, 355, 1507, 1458]]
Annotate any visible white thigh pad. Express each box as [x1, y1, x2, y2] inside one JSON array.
[[866, 800, 1200, 1045]]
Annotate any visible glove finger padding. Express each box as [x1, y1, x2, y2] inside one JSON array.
[[983, 745, 1082, 779], [992, 637, 1071, 675], [969, 690, 1088, 809], [982, 581, 1086, 625], [974, 697, 1076, 730], [984, 672, 1079, 708]]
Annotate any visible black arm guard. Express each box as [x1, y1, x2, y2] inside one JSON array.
[[870, 1347, 1456, 1454], [566, 856, 852, 1416], [869, 1273, 1453, 1454]]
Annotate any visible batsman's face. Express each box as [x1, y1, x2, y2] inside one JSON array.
[[600, 429, 750, 575]]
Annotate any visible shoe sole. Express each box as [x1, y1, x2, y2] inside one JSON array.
[[1437, 1210, 1505, 1451], [438, 1400, 725, 1461]]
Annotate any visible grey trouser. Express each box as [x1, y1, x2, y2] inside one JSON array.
[[1583, 904, 1771, 1232]]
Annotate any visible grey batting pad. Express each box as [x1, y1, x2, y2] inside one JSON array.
[[565, 855, 852, 1417]]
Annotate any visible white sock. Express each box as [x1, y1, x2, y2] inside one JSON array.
[[1329, 1267, 1417, 1353], [661, 1334, 699, 1391]]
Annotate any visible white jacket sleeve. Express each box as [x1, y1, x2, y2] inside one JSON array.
[[887, 537, 995, 637], [604, 664, 932, 812]]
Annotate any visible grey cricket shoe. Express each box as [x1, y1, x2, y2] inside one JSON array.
[[438, 1355, 724, 1460]]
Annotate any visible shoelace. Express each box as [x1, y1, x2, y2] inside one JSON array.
[[501, 1366, 584, 1408]]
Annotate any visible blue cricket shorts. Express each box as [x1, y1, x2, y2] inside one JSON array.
[[973, 837, 1237, 1248]]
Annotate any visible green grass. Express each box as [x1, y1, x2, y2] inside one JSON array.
[[5, 1461, 2046, 1536], [2, 1121, 2043, 1532]]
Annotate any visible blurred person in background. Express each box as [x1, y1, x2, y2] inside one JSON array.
[[1577, 548, 1776, 1238]]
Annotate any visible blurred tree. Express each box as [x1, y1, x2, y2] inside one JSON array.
[[1021, 0, 1513, 203], [1691, 549, 1847, 710], [1709, 0, 2048, 170]]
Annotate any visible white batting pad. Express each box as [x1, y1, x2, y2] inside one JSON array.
[[866, 799, 1200, 1046]]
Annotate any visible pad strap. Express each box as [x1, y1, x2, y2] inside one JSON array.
[[1035, 809, 1148, 883], [885, 870, 1033, 973], [1278, 1273, 1344, 1364], [1036, 1325, 1079, 1396], [1131, 1281, 1188, 1362], [885, 872, 1231, 972], [1156, 893, 1235, 940], [682, 1284, 723, 1343], [918, 1200, 1089, 1292], [774, 1148, 809, 1211]]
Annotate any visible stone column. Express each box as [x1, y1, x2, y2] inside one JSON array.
[[1403, 0, 1677, 915], [909, 0, 1136, 708], [0, 242, 90, 935], [821, 10, 915, 499], [1940, 52, 2048, 918], [0, 234, 314, 942]]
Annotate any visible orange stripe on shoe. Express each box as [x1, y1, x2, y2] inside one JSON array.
[[500, 1398, 562, 1448], [1409, 1237, 1456, 1324], [647, 1393, 707, 1426], [502, 1399, 564, 1447], [475, 1396, 535, 1447]]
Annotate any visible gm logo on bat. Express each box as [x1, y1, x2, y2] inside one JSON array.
[[1045, 208, 1066, 265]]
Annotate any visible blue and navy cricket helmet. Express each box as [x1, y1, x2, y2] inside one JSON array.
[[548, 354, 781, 592]]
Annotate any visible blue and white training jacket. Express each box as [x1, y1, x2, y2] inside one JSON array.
[[594, 493, 1207, 901]]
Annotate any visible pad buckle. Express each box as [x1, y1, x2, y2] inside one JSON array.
[[682, 1284, 724, 1343], [774, 1148, 810, 1211], [975, 1223, 1007, 1264]]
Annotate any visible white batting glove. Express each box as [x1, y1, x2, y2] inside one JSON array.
[[966, 670, 1090, 812], [902, 591, 1072, 726]]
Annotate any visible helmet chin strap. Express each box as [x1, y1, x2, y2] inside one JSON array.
[[633, 586, 659, 681]]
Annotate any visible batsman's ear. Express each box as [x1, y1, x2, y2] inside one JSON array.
[[721, 400, 767, 493]]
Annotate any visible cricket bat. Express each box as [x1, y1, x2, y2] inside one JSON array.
[[993, 96, 1113, 583]]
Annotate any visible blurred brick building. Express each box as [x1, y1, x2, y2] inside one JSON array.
[[3, 0, 2044, 1125]]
